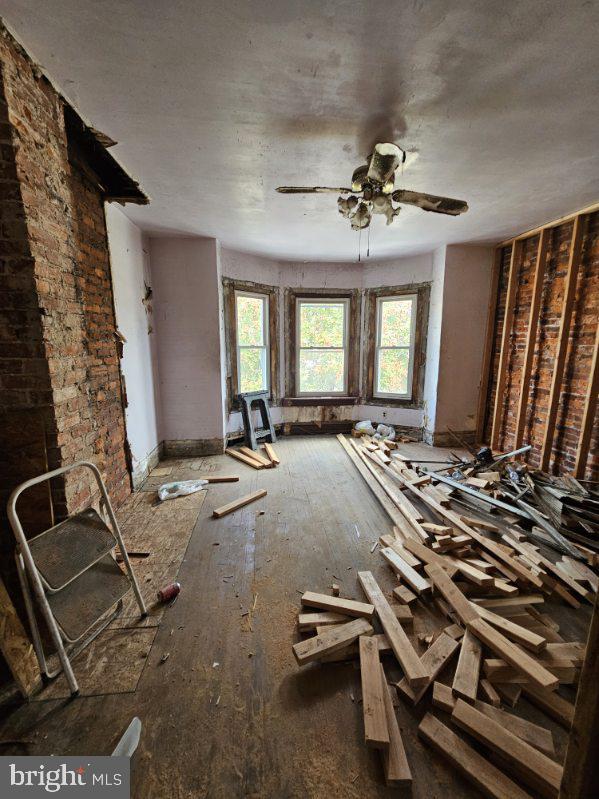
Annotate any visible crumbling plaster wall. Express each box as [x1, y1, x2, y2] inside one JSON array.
[[106, 205, 161, 486]]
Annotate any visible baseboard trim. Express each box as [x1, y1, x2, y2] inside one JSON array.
[[163, 438, 225, 457]]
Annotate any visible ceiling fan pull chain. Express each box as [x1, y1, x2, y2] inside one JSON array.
[[367, 224, 371, 258], [358, 226, 362, 262]]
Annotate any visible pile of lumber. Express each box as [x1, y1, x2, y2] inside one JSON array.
[[226, 443, 280, 470], [288, 433, 597, 795]]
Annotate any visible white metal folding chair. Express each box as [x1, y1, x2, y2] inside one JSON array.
[[7, 460, 147, 697]]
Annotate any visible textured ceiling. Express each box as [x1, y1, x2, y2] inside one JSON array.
[[2, 0, 598, 260]]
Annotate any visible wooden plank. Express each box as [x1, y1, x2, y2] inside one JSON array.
[[560, 590, 599, 798], [540, 214, 585, 471], [484, 660, 576, 685], [418, 712, 534, 799], [451, 698, 562, 798], [461, 515, 499, 532], [402, 536, 458, 578], [491, 239, 523, 450], [472, 594, 545, 609], [380, 547, 432, 595], [452, 628, 482, 702], [319, 633, 391, 663], [396, 632, 459, 704], [359, 635, 389, 748], [574, 321, 599, 478], [514, 228, 550, 449], [297, 612, 349, 631], [0, 578, 41, 697], [212, 489, 267, 518], [446, 556, 494, 587], [479, 679, 501, 707], [392, 584, 417, 606], [380, 663, 412, 786], [475, 604, 546, 653], [476, 247, 503, 443], [263, 442, 280, 465], [337, 434, 407, 531], [423, 563, 479, 625], [521, 683, 574, 728], [467, 617, 558, 691], [292, 618, 373, 665], [379, 535, 421, 568], [198, 474, 240, 483], [225, 448, 264, 469], [300, 591, 374, 619], [475, 701, 555, 757], [358, 571, 429, 690], [238, 446, 273, 468]]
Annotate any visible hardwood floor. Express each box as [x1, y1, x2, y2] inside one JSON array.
[[0, 436, 587, 798]]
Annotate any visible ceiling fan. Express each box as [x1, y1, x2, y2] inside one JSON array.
[[276, 143, 468, 230]]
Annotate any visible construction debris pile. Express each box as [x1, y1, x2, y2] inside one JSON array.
[[290, 433, 597, 795]]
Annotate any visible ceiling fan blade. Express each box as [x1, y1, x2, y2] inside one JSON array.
[[366, 143, 403, 186], [392, 189, 469, 215], [276, 186, 354, 194]]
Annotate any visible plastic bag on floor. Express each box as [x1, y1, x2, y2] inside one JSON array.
[[355, 420, 376, 436], [375, 423, 395, 441], [158, 479, 208, 502]]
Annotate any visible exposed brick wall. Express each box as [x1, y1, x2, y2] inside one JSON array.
[[483, 211, 599, 479], [0, 25, 130, 523]]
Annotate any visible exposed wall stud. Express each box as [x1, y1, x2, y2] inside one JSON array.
[[540, 215, 585, 471], [574, 322, 599, 479], [490, 240, 522, 450], [513, 228, 550, 450], [475, 248, 502, 443]]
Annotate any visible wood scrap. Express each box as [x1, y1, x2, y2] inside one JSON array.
[[380, 664, 412, 786], [300, 592, 374, 619], [212, 489, 267, 518], [292, 618, 373, 665], [396, 632, 459, 704], [359, 636, 389, 748], [452, 628, 482, 702], [225, 448, 264, 469]]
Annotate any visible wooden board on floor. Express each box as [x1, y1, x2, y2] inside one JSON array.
[[358, 570, 429, 690], [292, 618, 373, 665], [380, 663, 412, 786], [300, 591, 374, 619], [451, 698, 563, 798], [225, 448, 264, 469], [359, 635, 389, 748], [418, 712, 534, 799], [263, 443, 280, 465], [212, 489, 267, 518], [396, 632, 459, 704], [452, 628, 482, 702]]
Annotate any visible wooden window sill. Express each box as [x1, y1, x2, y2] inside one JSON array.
[[282, 396, 360, 407]]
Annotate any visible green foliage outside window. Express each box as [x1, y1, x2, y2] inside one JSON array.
[[299, 301, 346, 393], [236, 294, 267, 393]]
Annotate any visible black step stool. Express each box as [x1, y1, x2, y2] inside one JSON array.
[[238, 391, 277, 450]]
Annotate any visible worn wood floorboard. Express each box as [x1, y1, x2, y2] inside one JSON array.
[[0, 436, 590, 798]]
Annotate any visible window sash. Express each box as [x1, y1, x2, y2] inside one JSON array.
[[296, 297, 349, 396], [235, 290, 269, 394], [374, 294, 417, 399]]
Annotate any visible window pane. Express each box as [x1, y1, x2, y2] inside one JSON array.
[[239, 347, 267, 393], [299, 349, 345, 393], [300, 302, 345, 347], [236, 295, 265, 346], [377, 348, 409, 395], [380, 299, 413, 347]]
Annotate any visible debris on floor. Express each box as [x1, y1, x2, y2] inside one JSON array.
[[288, 433, 597, 794], [225, 443, 281, 470], [212, 489, 268, 519], [157, 479, 208, 501]]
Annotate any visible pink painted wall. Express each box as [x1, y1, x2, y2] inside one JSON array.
[[150, 237, 226, 447]]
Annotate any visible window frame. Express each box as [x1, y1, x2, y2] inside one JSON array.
[[295, 296, 350, 397], [373, 293, 418, 400], [222, 277, 279, 413], [234, 289, 270, 395]]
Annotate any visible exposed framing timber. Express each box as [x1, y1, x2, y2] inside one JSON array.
[[475, 247, 503, 443], [574, 321, 599, 479], [540, 215, 585, 471], [490, 240, 522, 450], [513, 228, 550, 450]]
